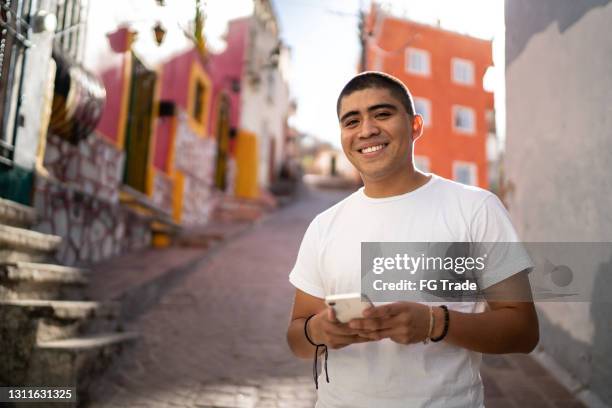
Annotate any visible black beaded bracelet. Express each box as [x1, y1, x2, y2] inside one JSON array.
[[430, 305, 449, 343], [304, 314, 329, 389]]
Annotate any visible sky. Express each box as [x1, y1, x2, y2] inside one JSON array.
[[200, 0, 506, 148]]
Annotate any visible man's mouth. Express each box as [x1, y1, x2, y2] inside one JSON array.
[[358, 143, 389, 154]]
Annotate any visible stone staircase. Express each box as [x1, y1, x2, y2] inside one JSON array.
[[0, 197, 139, 406]]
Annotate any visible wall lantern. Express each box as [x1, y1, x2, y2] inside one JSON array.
[[154, 22, 166, 46]]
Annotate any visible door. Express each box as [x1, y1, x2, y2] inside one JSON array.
[[214, 94, 230, 191], [123, 53, 156, 193]]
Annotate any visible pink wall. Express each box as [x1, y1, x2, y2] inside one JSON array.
[[159, 49, 197, 109], [153, 49, 199, 172], [154, 17, 249, 169], [99, 18, 251, 172], [97, 65, 124, 144], [207, 18, 249, 135], [96, 28, 133, 145]]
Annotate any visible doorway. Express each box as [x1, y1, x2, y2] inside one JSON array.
[[123, 53, 157, 193]]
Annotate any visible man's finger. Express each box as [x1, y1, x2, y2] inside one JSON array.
[[327, 307, 336, 322], [332, 334, 374, 347], [361, 326, 404, 341], [362, 302, 407, 318], [325, 321, 363, 336], [348, 317, 394, 331]]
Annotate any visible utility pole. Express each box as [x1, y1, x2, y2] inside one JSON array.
[[358, 9, 367, 72]]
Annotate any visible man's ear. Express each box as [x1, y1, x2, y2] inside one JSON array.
[[412, 114, 424, 140]]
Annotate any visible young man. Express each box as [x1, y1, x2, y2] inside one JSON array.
[[286, 72, 538, 407]]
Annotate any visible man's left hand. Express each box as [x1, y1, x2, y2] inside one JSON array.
[[348, 302, 431, 345]]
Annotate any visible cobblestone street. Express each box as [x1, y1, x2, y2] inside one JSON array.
[[87, 188, 347, 407], [86, 187, 586, 408]]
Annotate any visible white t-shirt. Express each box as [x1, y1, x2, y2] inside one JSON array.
[[289, 174, 533, 408]]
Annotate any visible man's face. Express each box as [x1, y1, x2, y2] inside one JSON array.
[[338, 87, 423, 181]]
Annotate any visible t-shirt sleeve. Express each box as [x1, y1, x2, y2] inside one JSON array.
[[288, 217, 326, 298], [469, 194, 534, 289]]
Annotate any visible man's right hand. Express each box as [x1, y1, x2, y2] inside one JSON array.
[[308, 307, 374, 349]]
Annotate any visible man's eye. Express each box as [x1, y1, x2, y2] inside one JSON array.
[[345, 120, 359, 127], [376, 111, 391, 119]]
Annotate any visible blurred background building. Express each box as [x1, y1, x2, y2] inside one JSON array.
[[0, 0, 294, 266], [361, 3, 496, 190], [0, 0, 296, 394]]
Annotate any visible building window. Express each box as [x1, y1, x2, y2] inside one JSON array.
[[452, 58, 474, 85], [405, 48, 430, 76], [453, 161, 478, 186], [193, 80, 205, 123], [414, 97, 431, 127], [453, 105, 475, 134], [414, 156, 430, 173]]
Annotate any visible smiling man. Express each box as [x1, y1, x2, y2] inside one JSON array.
[[286, 72, 539, 407]]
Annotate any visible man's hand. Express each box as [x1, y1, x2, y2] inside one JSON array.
[[348, 302, 432, 345], [309, 307, 375, 349]]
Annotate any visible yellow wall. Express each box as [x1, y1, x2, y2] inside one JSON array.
[[172, 170, 185, 222], [234, 130, 259, 199], [186, 62, 212, 137]]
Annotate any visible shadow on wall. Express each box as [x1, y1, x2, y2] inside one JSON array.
[[505, 0, 612, 66], [591, 256, 612, 404], [537, 253, 612, 406]]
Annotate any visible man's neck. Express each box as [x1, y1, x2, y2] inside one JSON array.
[[362, 168, 431, 198]]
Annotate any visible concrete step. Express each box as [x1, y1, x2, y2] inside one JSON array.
[[0, 299, 121, 343], [0, 197, 37, 228], [0, 262, 89, 300], [0, 225, 61, 263], [25, 332, 139, 404]]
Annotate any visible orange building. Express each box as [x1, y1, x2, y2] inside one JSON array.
[[364, 6, 494, 188]]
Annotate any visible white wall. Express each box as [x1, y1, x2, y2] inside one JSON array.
[[505, 1, 612, 405], [239, 13, 290, 189]]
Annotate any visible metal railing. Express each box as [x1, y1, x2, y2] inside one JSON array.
[[0, 0, 32, 167]]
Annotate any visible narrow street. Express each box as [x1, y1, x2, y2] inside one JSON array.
[[87, 187, 348, 407], [86, 186, 585, 408]]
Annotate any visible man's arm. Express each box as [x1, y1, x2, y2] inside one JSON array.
[[287, 289, 326, 359], [287, 289, 373, 359], [353, 271, 539, 354], [438, 270, 539, 353]]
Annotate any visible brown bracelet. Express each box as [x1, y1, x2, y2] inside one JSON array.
[[430, 305, 449, 343]]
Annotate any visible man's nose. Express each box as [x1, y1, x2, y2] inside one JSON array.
[[359, 117, 380, 138]]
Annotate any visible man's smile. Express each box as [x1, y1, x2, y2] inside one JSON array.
[[357, 142, 390, 156]]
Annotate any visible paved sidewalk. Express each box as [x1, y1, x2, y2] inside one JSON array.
[[86, 187, 586, 408], [86, 188, 346, 407]]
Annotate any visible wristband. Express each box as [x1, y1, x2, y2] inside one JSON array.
[[304, 314, 329, 389], [430, 305, 449, 343]]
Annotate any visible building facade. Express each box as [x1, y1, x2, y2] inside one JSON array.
[[208, 0, 291, 199], [505, 0, 612, 406], [1, 0, 236, 264], [363, 5, 494, 189]]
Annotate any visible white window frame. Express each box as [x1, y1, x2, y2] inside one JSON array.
[[413, 97, 431, 127], [405, 48, 430, 76], [453, 161, 478, 186], [452, 105, 476, 134], [451, 58, 474, 85], [414, 155, 430, 173]]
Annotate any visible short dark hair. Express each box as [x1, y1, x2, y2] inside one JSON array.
[[336, 71, 415, 118]]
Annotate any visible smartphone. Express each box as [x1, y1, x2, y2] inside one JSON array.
[[325, 293, 374, 323]]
